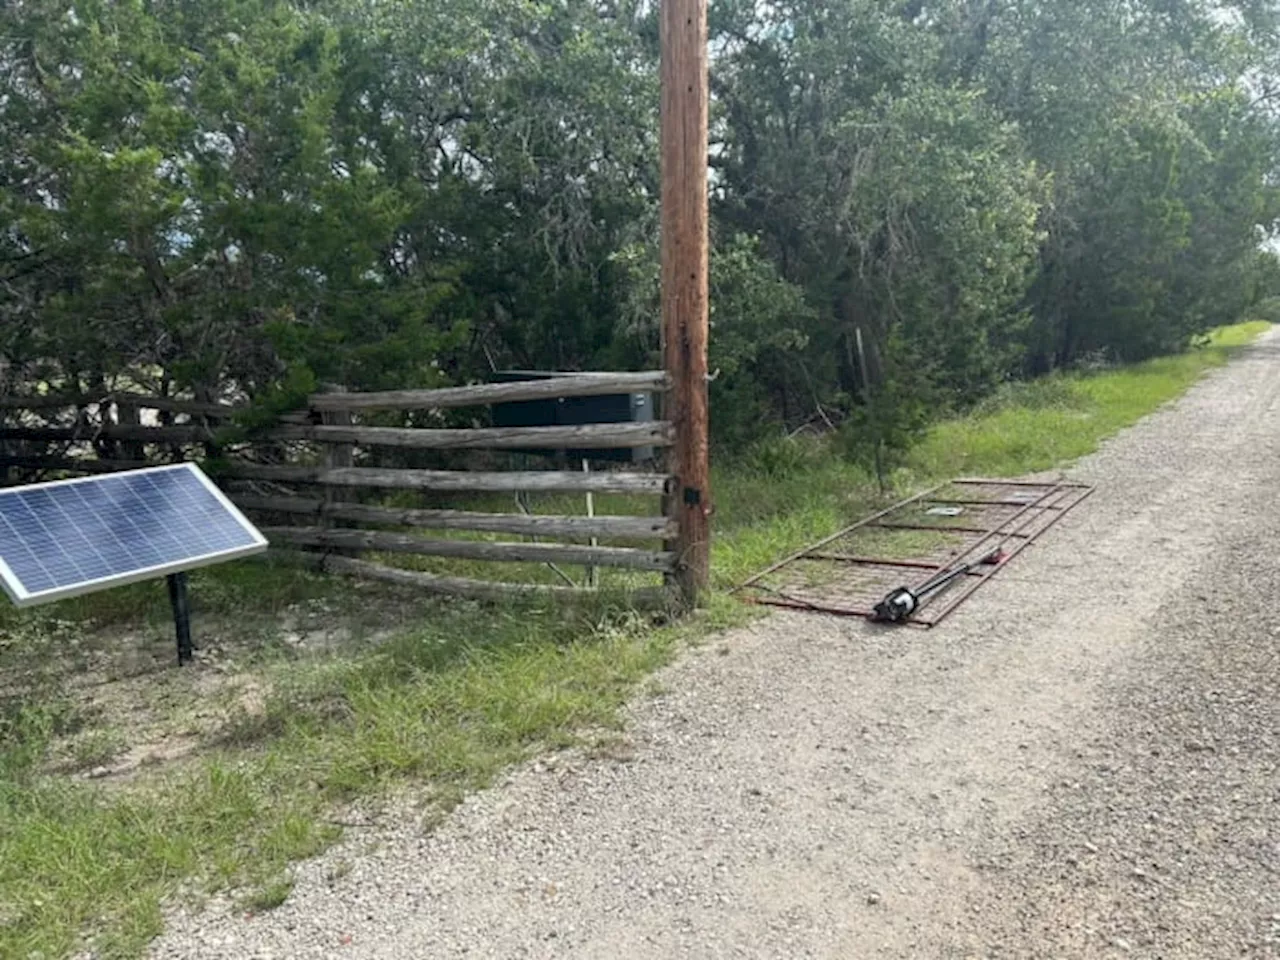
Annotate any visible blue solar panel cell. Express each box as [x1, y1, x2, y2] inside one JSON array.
[[0, 464, 267, 607]]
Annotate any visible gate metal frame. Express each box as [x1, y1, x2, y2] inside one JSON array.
[[733, 478, 1094, 627]]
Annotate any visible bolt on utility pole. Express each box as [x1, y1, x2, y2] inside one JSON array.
[[660, 0, 711, 606]]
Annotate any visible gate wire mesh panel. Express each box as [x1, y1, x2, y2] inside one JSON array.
[[735, 479, 1093, 626]]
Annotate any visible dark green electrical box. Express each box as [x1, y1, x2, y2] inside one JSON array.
[[491, 371, 656, 462]]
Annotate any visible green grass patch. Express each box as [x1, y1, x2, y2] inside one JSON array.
[[240, 877, 296, 913], [0, 561, 338, 634], [0, 581, 738, 958], [908, 321, 1271, 480], [711, 447, 876, 589], [708, 321, 1269, 585], [0, 321, 1267, 958]]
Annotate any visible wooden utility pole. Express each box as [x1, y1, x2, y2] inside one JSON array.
[[660, 0, 711, 605]]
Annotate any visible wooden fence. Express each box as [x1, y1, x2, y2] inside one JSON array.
[[0, 373, 683, 606]]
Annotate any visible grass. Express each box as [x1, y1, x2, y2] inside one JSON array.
[[241, 877, 295, 913], [0, 320, 1268, 959], [0, 580, 743, 959], [909, 321, 1271, 479], [712, 320, 1271, 586]]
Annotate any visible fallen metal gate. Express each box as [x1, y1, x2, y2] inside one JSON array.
[[733, 478, 1094, 627]]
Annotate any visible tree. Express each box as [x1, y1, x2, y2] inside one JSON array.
[[3, 0, 1276, 460]]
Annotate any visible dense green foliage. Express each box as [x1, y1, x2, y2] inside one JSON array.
[[3, 0, 1279, 452]]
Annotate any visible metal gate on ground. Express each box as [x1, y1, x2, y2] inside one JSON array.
[[734, 478, 1094, 627]]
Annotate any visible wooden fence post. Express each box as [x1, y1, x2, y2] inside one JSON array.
[[321, 385, 356, 556], [661, 0, 711, 606]]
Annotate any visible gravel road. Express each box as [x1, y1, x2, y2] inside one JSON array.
[[151, 332, 1280, 959]]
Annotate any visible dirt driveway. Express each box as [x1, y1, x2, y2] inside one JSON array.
[[152, 332, 1280, 959]]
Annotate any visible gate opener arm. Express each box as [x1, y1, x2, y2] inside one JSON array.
[[872, 547, 1006, 623]]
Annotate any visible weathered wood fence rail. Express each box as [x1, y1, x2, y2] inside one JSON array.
[[216, 465, 672, 493], [0, 423, 673, 452], [231, 497, 676, 539], [0, 372, 681, 604]]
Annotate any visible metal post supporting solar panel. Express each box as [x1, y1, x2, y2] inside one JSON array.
[[167, 572, 193, 665]]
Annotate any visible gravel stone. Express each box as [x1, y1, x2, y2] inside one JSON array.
[[149, 331, 1280, 958]]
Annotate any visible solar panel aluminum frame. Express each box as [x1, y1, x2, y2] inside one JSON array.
[[0, 463, 268, 609]]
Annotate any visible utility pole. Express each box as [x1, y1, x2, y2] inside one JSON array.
[[660, 0, 711, 606]]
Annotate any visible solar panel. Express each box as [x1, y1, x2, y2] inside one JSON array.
[[0, 464, 267, 608]]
